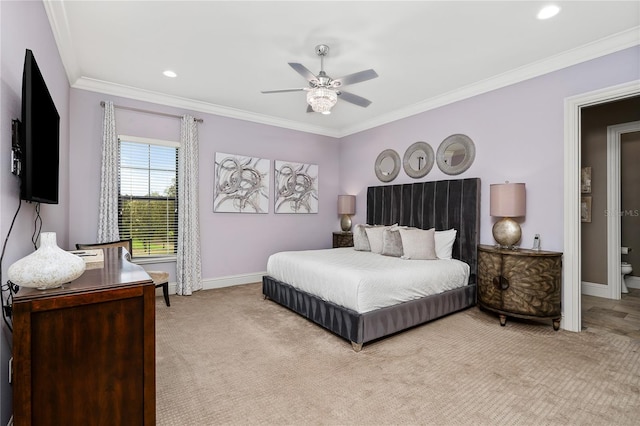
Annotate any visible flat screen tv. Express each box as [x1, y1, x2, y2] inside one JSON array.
[[20, 49, 60, 204]]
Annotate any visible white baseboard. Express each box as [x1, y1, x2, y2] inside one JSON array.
[[581, 277, 640, 299], [155, 284, 176, 297], [581, 281, 610, 298], [202, 271, 266, 290], [165, 274, 629, 299], [155, 272, 265, 297]]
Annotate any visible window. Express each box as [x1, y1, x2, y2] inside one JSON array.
[[118, 136, 179, 258]]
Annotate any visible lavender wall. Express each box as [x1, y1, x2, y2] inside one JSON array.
[[69, 89, 341, 283], [1, 1, 71, 424], [340, 46, 640, 253]]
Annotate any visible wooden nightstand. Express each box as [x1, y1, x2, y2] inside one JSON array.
[[333, 231, 354, 248], [477, 244, 562, 330]]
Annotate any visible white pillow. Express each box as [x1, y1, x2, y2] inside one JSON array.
[[435, 229, 457, 259], [381, 228, 403, 257], [363, 224, 398, 254], [398, 228, 437, 260], [353, 224, 371, 251], [364, 226, 387, 254]]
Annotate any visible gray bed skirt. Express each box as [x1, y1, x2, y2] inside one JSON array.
[[262, 275, 476, 350]]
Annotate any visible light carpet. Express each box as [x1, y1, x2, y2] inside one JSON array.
[[156, 283, 639, 425]]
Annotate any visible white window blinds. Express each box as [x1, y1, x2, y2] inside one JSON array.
[[118, 137, 178, 258]]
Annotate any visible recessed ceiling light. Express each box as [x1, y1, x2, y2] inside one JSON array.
[[163, 70, 177, 78], [537, 5, 560, 20]]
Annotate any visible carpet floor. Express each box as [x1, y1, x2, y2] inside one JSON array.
[[156, 283, 639, 425]]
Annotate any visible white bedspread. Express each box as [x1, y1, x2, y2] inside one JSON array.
[[266, 248, 470, 313]]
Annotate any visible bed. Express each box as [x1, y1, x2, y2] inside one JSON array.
[[262, 178, 480, 351]]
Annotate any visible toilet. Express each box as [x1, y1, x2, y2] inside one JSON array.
[[621, 262, 633, 294]]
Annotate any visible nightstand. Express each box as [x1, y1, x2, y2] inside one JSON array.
[[333, 231, 354, 248], [477, 244, 562, 330]]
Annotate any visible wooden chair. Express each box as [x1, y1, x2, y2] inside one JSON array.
[[75, 239, 171, 307]]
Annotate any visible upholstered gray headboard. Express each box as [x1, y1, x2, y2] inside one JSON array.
[[366, 178, 481, 284]]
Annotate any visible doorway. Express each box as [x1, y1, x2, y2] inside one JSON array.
[[563, 80, 640, 332], [580, 102, 640, 300], [607, 121, 640, 299]]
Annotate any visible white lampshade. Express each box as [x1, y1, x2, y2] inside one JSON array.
[[337, 195, 356, 215], [490, 183, 526, 217]]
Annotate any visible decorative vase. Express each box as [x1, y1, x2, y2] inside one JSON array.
[[8, 232, 86, 290]]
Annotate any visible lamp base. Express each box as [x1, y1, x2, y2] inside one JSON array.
[[340, 215, 352, 232], [492, 217, 522, 249]]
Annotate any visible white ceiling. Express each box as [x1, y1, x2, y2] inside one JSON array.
[[45, 1, 640, 137]]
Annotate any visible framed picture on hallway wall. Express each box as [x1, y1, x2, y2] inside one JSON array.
[[581, 196, 592, 223], [213, 152, 269, 213], [274, 160, 318, 214], [581, 166, 592, 194]]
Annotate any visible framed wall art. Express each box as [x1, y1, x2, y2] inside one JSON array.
[[274, 160, 318, 214], [581, 196, 592, 223], [213, 152, 269, 213], [581, 166, 592, 193]]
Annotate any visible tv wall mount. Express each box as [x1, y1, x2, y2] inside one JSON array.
[[11, 119, 22, 176]]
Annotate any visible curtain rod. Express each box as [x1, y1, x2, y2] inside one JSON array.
[[100, 101, 203, 123]]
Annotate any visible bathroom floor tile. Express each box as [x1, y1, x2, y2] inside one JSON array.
[[585, 306, 627, 318], [581, 288, 640, 342]]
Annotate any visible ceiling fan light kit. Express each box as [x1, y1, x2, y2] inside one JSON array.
[[261, 44, 378, 115], [307, 87, 337, 114]]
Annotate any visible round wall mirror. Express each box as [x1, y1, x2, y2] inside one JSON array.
[[403, 141, 434, 179], [374, 149, 401, 182], [436, 134, 475, 175]]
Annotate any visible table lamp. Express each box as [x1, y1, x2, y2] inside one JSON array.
[[337, 195, 356, 232], [490, 182, 526, 249]]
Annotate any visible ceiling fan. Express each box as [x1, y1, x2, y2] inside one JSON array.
[[261, 44, 378, 115]]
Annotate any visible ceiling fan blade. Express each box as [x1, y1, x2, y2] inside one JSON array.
[[288, 63, 318, 82], [337, 90, 372, 108], [333, 69, 378, 87], [261, 88, 306, 94]]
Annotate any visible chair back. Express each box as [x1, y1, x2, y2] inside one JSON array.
[[75, 239, 133, 260]]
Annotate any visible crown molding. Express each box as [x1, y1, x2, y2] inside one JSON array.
[[73, 26, 639, 139], [339, 27, 640, 137], [48, 0, 639, 140], [72, 77, 342, 138], [43, 0, 81, 84]]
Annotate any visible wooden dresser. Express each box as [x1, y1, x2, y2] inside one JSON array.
[[477, 244, 562, 330], [12, 247, 155, 425]]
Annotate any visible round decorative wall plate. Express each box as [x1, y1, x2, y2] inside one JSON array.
[[403, 141, 434, 179], [374, 149, 401, 182], [436, 134, 475, 175]]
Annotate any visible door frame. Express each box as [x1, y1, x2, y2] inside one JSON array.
[[607, 121, 640, 300], [563, 80, 640, 332]]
